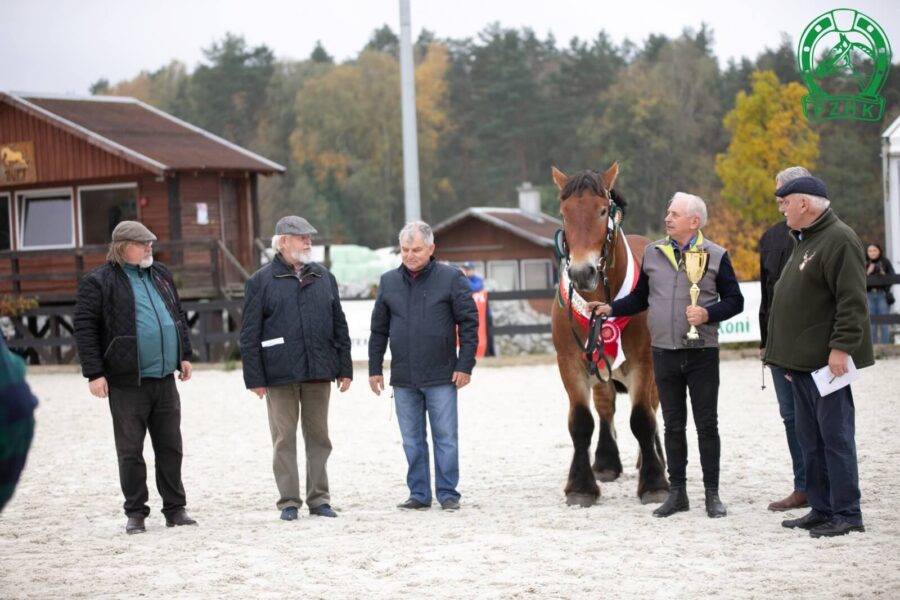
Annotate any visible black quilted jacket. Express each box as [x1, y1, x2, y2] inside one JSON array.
[[74, 261, 192, 386]]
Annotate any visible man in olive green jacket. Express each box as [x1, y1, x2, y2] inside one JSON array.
[[765, 175, 873, 539]]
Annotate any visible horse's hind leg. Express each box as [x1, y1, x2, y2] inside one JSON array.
[[592, 380, 623, 482], [630, 372, 669, 504]]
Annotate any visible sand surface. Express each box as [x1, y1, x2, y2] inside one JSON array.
[[2, 357, 899, 599]]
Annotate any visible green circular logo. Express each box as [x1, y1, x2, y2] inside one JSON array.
[[798, 8, 892, 121]]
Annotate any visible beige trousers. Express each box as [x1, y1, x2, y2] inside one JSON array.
[[265, 382, 331, 510]]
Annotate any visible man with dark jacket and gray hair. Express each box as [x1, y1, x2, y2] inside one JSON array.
[[74, 220, 196, 535], [240, 215, 352, 522], [766, 175, 873, 538], [368, 221, 479, 511]]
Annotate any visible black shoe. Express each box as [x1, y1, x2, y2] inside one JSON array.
[[809, 518, 865, 538], [782, 511, 831, 530], [397, 498, 431, 510], [705, 489, 727, 518], [440, 498, 460, 511], [125, 515, 146, 535], [309, 504, 338, 518], [165, 509, 198, 527], [280, 507, 299, 521], [653, 487, 689, 518]]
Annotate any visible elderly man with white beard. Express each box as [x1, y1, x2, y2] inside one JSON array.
[[240, 216, 352, 522]]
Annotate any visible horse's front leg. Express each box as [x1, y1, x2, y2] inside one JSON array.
[[560, 360, 600, 506], [592, 380, 623, 481]]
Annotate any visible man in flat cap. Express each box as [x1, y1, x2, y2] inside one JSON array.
[[74, 220, 196, 535], [765, 176, 873, 538], [240, 216, 352, 521]]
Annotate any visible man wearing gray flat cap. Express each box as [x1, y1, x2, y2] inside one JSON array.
[[74, 220, 197, 535], [240, 216, 352, 521], [765, 175, 873, 538]]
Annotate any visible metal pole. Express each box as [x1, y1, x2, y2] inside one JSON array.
[[399, 0, 421, 222]]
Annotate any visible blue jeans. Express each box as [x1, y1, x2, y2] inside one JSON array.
[[770, 366, 805, 491], [394, 384, 460, 504], [788, 371, 862, 526], [868, 291, 891, 344]]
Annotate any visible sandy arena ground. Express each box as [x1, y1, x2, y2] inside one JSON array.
[[2, 357, 899, 599]]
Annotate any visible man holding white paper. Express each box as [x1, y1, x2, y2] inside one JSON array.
[[765, 176, 873, 538], [240, 216, 352, 521]]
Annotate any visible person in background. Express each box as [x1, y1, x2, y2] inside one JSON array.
[[759, 166, 811, 512], [865, 243, 895, 344]]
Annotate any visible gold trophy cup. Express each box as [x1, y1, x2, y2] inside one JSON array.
[[683, 249, 709, 346]]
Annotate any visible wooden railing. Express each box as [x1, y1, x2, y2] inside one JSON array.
[[0, 239, 251, 301]]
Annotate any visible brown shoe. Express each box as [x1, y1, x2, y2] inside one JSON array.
[[768, 490, 808, 511]]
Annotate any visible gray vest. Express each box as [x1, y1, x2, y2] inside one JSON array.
[[642, 238, 726, 349]]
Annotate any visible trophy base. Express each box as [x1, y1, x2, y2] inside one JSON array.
[[683, 336, 705, 348]]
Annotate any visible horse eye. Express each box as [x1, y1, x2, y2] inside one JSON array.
[[599, 208, 608, 217]]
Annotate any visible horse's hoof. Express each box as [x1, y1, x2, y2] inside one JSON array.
[[594, 469, 620, 483], [566, 493, 598, 507], [639, 489, 669, 505]]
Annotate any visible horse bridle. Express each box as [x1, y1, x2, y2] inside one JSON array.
[[559, 192, 621, 382]]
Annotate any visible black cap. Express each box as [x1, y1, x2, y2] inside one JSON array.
[[775, 175, 828, 199]]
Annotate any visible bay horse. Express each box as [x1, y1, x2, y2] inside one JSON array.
[[551, 163, 669, 507]]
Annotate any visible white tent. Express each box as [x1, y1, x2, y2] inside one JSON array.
[[882, 115, 900, 270]]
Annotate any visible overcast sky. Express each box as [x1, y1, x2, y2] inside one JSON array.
[[2, 0, 897, 94]]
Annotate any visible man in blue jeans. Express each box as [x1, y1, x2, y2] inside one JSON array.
[[758, 166, 811, 512], [368, 221, 479, 511]]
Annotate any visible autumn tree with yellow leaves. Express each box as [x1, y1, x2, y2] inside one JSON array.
[[711, 70, 819, 279]]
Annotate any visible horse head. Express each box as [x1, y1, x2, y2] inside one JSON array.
[[552, 162, 621, 294]]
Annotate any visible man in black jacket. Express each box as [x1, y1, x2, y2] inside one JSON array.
[[74, 221, 196, 535], [240, 216, 352, 521], [368, 221, 479, 511], [759, 166, 810, 512]]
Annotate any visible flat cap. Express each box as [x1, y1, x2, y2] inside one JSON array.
[[111, 220, 157, 242], [462, 261, 475, 270], [275, 215, 317, 236], [775, 175, 828, 200]]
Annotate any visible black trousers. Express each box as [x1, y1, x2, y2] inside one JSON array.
[[108, 375, 186, 518], [651, 347, 721, 489]]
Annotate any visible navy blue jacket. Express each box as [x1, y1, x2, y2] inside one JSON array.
[[369, 258, 479, 388], [240, 254, 352, 389]]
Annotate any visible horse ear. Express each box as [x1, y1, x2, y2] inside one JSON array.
[[600, 161, 619, 191], [551, 166, 568, 191]]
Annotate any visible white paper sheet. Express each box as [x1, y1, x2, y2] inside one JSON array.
[[811, 356, 860, 397]]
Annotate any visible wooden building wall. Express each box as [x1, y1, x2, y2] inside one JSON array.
[[0, 102, 146, 188]]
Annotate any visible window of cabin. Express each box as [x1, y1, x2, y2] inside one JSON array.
[[521, 259, 553, 289], [79, 184, 138, 245], [16, 189, 75, 249], [487, 260, 519, 291], [0, 193, 10, 251]]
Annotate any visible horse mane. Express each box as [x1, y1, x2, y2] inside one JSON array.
[[560, 170, 628, 217]]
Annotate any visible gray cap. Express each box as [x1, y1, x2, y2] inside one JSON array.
[[275, 215, 317, 236], [111, 220, 157, 242]]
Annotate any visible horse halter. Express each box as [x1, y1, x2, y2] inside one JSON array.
[[556, 189, 622, 382]]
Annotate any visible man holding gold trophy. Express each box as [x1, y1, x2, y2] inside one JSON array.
[[590, 193, 743, 519]]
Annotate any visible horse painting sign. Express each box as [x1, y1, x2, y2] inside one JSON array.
[[798, 8, 892, 122], [0, 141, 36, 185]]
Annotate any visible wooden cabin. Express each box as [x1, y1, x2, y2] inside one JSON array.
[[432, 184, 561, 313], [0, 92, 285, 302]]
